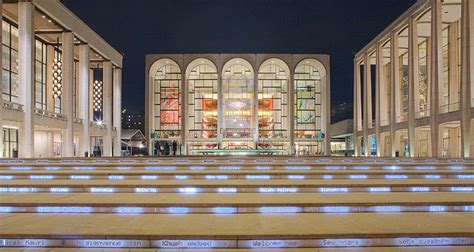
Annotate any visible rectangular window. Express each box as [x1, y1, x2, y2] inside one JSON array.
[[34, 39, 47, 110], [417, 39, 429, 118], [2, 20, 19, 104]]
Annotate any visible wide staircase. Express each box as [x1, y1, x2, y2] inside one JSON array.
[[0, 156, 473, 251]]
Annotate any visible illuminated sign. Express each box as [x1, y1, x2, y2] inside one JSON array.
[[75, 240, 148, 248], [450, 187, 473, 192], [256, 166, 271, 170], [372, 206, 402, 212], [368, 187, 391, 192], [259, 206, 301, 213], [321, 206, 350, 213], [349, 175, 367, 179], [178, 187, 199, 193], [219, 166, 240, 170], [428, 206, 447, 212], [383, 166, 400, 170], [74, 166, 95, 170], [246, 175, 270, 180], [217, 188, 237, 193], [288, 175, 305, 180], [0, 176, 13, 180], [319, 188, 348, 193], [167, 207, 189, 214], [259, 188, 298, 193], [424, 175, 441, 179], [246, 240, 300, 248], [141, 175, 159, 180], [70, 175, 90, 180], [323, 175, 333, 179], [145, 166, 176, 170], [385, 175, 408, 179], [189, 166, 205, 170], [0, 187, 37, 193], [205, 175, 228, 180], [135, 188, 158, 193], [36, 206, 93, 213], [115, 207, 144, 214], [156, 240, 232, 248], [50, 188, 70, 193], [108, 175, 124, 180], [0, 206, 14, 213], [213, 207, 237, 214], [90, 187, 115, 193], [458, 175, 474, 179], [175, 175, 188, 180], [409, 187, 430, 192], [10, 166, 32, 170], [320, 239, 369, 247], [286, 166, 311, 170]]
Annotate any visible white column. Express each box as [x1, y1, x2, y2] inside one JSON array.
[[61, 32, 74, 157], [430, 0, 443, 158], [18, 2, 35, 158], [253, 72, 259, 148], [113, 68, 122, 156], [288, 70, 295, 155], [79, 44, 90, 157], [181, 73, 186, 155], [324, 64, 331, 156], [390, 32, 398, 157], [461, 0, 472, 158], [217, 65, 223, 149], [0, 0, 3, 158], [353, 60, 360, 156], [103, 61, 113, 156], [363, 55, 371, 156], [375, 43, 383, 157], [408, 17, 418, 157]]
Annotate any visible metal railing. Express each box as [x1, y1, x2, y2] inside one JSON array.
[[34, 108, 66, 120], [440, 102, 460, 114], [415, 109, 430, 119], [3, 100, 23, 112]]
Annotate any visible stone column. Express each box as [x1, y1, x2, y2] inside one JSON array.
[[324, 63, 331, 156], [253, 70, 259, 149], [217, 61, 223, 149], [113, 68, 122, 157], [363, 55, 371, 156], [181, 70, 187, 155], [0, 0, 3, 158], [288, 69, 295, 155], [390, 32, 398, 157], [102, 61, 113, 156], [79, 44, 90, 157], [408, 16, 418, 157], [61, 32, 74, 157], [353, 60, 360, 156], [430, 0, 443, 158], [18, 1, 35, 158], [375, 43, 383, 157], [460, 0, 472, 158]]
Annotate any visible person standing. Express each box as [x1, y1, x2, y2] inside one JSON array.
[[172, 140, 178, 156]]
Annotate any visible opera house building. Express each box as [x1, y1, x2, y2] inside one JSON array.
[[145, 54, 331, 156], [354, 0, 473, 158]]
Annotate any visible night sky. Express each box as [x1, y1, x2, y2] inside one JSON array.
[[62, 0, 416, 119]]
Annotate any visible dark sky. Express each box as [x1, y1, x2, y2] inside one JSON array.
[[62, 0, 416, 115]]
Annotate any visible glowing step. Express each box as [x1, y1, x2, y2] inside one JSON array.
[[0, 213, 472, 249]]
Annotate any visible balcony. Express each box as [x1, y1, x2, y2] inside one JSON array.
[[396, 114, 408, 123], [3, 100, 23, 112], [34, 108, 66, 120], [440, 102, 460, 114], [415, 109, 430, 119]]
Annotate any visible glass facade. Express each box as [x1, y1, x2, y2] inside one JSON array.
[[294, 61, 323, 155], [2, 127, 18, 158], [257, 60, 289, 152], [153, 63, 181, 139], [2, 20, 19, 103], [34, 40, 47, 110], [221, 60, 255, 149], [417, 39, 429, 118], [399, 52, 408, 122]]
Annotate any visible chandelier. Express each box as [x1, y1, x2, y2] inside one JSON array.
[[52, 58, 62, 98], [93, 80, 103, 112]]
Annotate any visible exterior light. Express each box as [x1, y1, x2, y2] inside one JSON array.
[[52, 58, 62, 99], [93, 80, 103, 112]]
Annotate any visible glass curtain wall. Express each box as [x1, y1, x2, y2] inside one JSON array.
[[187, 60, 218, 152], [34, 40, 47, 110], [294, 60, 323, 155], [153, 63, 181, 139], [257, 59, 289, 153], [221, 59, 255, 149], [2, 20, 19, 104]]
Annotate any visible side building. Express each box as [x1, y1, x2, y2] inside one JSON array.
[[145, 54, 331, 156], [353, 0, 473, 158], [0, 0, 123, 158]]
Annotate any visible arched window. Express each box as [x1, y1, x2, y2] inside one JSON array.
[[151, 59, 181, 139], [294, 59, 325, 155], [221, 58, 255, 149], [257, 58, 290, 152], [186, 58, 218, 142]]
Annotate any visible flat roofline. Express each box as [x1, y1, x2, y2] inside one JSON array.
[[33, 0, 123, 68], [354, 0, 429, 61]]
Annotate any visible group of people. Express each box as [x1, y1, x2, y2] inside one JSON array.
[[154, 140, 178, 156]]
